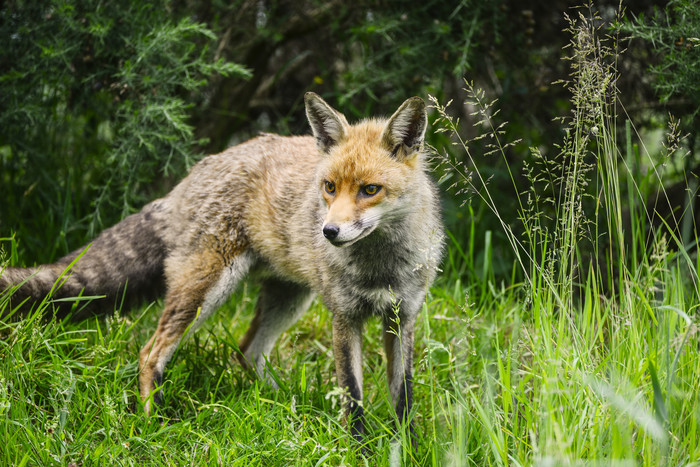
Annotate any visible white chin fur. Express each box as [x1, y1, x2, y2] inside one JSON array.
[[324, 206, 384, 247], [327, 226, 375, 247]]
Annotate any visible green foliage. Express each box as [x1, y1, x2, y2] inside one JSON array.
[[429, 5, 700, 464], [0, 1, 249, 262], [335, 1, 503, 107], [622, 0, 700, 114]]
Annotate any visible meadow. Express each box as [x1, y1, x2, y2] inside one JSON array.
[[2, 8, 699, 467]]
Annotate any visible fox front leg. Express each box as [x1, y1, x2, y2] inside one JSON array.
[[383, 312, 417, 443], [331, 315, 365, 444]]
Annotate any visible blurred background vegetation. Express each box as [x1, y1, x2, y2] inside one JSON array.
[[0, 0, 698, 280]]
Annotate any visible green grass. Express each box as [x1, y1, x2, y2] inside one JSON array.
[[2, 6, 700, 467], [1, 232, 698, 465]]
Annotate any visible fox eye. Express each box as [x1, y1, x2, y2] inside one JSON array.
[[362, 184, 381, 196], [324, 181, 336, 194]]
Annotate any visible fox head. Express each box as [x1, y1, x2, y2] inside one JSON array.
[[304, 92, 428, 247]]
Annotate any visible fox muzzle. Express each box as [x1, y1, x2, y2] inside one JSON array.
[[322, 224, 340, 240]]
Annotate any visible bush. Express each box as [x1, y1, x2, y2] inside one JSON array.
[[0, 0, 249, 262]]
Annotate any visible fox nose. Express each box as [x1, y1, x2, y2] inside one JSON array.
[[322, 224, 340, 240]]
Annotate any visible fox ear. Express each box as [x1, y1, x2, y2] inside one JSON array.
[[381, 97, 427, 160], [305, 92, 349, 153]]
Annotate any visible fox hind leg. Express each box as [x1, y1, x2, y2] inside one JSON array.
[[139, 249, 254, 415], [238, 278, 314, 384]]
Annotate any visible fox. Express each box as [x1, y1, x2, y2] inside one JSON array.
[[0, 92, 444, 446]]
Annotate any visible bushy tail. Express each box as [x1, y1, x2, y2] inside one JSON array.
[[1, 203, 168, 320]]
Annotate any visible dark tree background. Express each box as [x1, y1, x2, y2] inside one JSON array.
[[1, 0, 697, 279]]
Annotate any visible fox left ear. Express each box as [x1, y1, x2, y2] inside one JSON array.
[[305, 92, 349, 153], [381, 97, 427, 160]]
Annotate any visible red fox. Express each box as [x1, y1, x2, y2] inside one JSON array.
[[0, 93, 443, 446]]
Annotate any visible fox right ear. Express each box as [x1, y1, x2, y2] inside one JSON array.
[[305, 92, 349, 153], [381, 96, 427, 161]]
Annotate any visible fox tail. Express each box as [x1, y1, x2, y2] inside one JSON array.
[[0, 204, 167, 320]]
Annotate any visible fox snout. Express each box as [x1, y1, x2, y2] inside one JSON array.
[[321, 220, 359, 247], [321, 214, 379, 247], [322, 224, 340, 240]]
